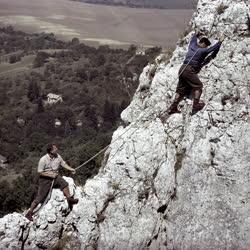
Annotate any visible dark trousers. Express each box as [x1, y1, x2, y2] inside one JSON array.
[[34, 175, 68, 204], [176, 64, 203, 98]]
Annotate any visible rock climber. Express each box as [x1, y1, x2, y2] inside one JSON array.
[[168, 31, 225, 115], [25, 143, 78, 221]]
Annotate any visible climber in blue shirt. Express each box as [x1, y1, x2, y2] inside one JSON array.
[[168, 31, 224, 115]]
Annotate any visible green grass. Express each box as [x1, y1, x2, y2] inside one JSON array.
[[0, 55, 36, 76]]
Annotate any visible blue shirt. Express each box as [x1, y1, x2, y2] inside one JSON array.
[[183, 34, 222, 71]]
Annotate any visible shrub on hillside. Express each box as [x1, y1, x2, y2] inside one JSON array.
[[27, 80, 40, 102], [33, 51, 49, 68], [9, 54, 22, 64]]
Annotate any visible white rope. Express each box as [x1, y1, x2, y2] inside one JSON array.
[[76, 33, 242, 171], [74, 48, 201, 172]]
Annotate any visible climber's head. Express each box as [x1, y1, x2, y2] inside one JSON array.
[[47, 143, 58, 157], [198, 37, 211, 48]]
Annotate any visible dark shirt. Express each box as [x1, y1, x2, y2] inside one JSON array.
[[183, 34, 222, 72]]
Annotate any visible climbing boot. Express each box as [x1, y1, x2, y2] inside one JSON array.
[[168, 103, 181, 115], [192, 100, 205, 115], [67, 196, 79, 206], [25, 211, 33, 221], [160, 103, 180, 123]]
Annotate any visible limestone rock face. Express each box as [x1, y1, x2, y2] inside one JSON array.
[[0, 0, 249, 249]]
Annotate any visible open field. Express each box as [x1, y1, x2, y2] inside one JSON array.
[[0, 0, 193, 48], [0, 55, 35, 76]]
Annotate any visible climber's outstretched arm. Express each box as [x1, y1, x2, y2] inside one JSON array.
[[202, 46, 220, 67], [205, 34, 225, 54], [189, 34, 198, 48], [189, 31, 205, 49]]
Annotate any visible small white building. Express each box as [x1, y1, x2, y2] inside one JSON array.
[[132, 73, 138, 82], [17, 117, 25, 126], [76, 120, 83, 127], [55, 118, 62, 128], [46, 93, 63, 105], [136, 45, 145, 55], [97, 116, 104, 128], [0, 155, 8, 169]]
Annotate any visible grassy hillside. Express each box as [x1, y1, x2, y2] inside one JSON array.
[[0, 26, 163, 216], [75, 0, 198, 9]]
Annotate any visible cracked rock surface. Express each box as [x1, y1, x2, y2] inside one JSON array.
[[0, 0, 250, 249]]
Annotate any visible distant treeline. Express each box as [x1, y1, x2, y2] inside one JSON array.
[[74, 0, 197, 9]]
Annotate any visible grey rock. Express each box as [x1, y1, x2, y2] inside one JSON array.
[[0, 0, 249, 249]]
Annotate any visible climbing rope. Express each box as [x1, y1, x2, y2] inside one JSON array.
[[74, 32, 247, 172], [74, 48, 201, 172], [75, 33, 245, 171], [67, 33, 246, 173]]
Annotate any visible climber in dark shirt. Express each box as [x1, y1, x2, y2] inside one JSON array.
[[168, 31, 224, 115]]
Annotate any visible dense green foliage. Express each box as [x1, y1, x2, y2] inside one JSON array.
[[0, 26, 161, 216]]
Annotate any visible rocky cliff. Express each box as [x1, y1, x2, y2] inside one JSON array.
[[0, 0, 249, 249]]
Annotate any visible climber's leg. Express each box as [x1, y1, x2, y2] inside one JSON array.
[[25, 201, 38, 221], [54, 176, 79, 208], [181, 65, 205, 114], [168, 92, 184, 114], [25, 177, 52, 221], [192, 88, 205, 115], [168, 65, 187, 115]]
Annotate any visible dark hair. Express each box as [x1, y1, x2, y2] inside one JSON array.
[[47, 143, 57, 154], [199, 37, 211, 46]]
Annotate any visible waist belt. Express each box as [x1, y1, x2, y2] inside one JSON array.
[[183, 61, 201, 72]]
